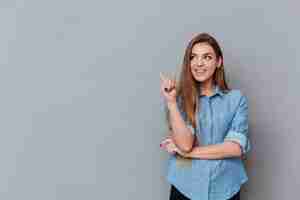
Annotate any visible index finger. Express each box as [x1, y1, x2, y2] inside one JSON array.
[[161, 72, 173, 82], [159, 72, 167, 82]]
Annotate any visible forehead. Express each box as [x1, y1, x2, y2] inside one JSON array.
[[191, 42, 215, 55]]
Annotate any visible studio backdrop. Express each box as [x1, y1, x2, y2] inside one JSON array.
[[0, 0, 299, 199]]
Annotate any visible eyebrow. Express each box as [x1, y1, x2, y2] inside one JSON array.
[[191, 52, 214, 56]]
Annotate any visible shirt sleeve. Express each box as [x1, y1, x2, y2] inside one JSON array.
[[224, 94, 251, 155]]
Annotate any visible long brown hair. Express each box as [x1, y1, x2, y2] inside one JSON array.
[[168, 33, 230, 131]]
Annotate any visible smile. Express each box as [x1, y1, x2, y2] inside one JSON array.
[[194, 69, 207, 74]]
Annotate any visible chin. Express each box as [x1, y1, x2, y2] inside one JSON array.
[[193, 76, 210, 83]]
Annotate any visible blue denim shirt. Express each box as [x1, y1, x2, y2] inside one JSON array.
[[166, 85, 251, 200]]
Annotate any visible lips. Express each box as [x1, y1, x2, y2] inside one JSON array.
[[194, 69, 207, 75]]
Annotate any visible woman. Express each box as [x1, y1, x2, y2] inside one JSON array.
[[160, 33, 250, 200]]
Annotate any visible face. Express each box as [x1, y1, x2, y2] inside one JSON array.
[[190, 42, 221, 84]]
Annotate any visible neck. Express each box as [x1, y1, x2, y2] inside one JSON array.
[[200, 80, 215, 96]]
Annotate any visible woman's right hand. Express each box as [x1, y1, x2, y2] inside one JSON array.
[[160, 72, 177, 105]]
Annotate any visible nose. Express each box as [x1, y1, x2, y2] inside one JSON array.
[[196, 58, 204, 66]]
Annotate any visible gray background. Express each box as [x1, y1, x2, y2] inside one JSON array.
[[1, 0, 299, 199]]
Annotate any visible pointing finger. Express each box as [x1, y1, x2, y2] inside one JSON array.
[[160, 72, 167, 82]]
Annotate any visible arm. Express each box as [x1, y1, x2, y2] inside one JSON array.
[[184, 93, 251, 160], [159, 73, 194, 153], [165, 93, 250, 159], [181, 141, 242, 159], [182, 93, 251, 160], [167, 102, 194, 153]]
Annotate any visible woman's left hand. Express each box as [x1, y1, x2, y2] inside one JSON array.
[[160, 137, 186, 157]]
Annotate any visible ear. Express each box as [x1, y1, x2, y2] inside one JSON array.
[[217, 57, 222, 68]]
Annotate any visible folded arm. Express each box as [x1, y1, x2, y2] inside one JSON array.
[[181, 141, 242, 159], [179, 94, 251, 160]]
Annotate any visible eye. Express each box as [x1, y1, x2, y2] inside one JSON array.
[[190, 55, 195, 60], [204, 55, 212, 60]]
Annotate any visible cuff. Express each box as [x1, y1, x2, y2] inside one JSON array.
[[224, 130, 251, 154]]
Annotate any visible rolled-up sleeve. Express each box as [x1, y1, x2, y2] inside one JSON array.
[[224, 95, 251, 155]]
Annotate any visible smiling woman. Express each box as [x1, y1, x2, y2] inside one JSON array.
[[159, 33, 250, 200], [190, 43, 222, 84]]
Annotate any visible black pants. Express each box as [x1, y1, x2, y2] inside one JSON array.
[[169, 185, 240, 200]]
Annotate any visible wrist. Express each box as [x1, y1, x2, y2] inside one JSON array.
[[176, 148, 192, 158], [167, 101, 177, 110], [182, 148, 195, 158], [183, 151, 192, 158]]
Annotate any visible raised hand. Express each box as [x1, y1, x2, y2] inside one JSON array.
[[159, 72, 177, 105]]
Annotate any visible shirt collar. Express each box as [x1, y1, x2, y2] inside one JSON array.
[[214, 84, 225, 97], [199, 84, 225, 98]]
